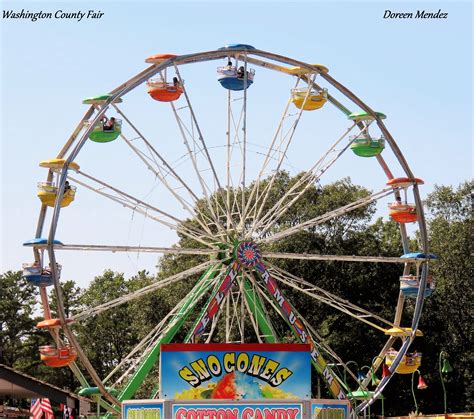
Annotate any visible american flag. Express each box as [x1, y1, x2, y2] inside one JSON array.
[[30, 398, 42, 418], [41, 398, 54, 419], [30, 398, 54, 419]]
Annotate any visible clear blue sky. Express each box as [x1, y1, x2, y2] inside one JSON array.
[[1, 1, 472, 286]]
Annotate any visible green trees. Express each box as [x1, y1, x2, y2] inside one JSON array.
[[413, 182, 473, 413], [75, 271, 142, 378], [0, 271, 37, 367], [1, 178, 471, 414]]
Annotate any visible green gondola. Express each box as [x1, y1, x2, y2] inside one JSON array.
[[82, 94, 123, 105], [347, 389, 385, 400], [348, 111, 387, 122], [350, 135, 385, 157], [78, 387, 119, 397], [89, 120, 122, 143]]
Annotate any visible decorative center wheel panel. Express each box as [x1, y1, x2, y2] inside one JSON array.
[[235, 241, 262, 267]]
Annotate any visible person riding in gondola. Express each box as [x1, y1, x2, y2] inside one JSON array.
[[102, 116, 116, 131], [173, 77, 182, 88], [64, 181, 71, 193]]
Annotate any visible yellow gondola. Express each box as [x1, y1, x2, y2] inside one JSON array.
[[287, 64, 329, 75], [291, 88, 328, 111], [37, 182, 76, 207], [385, 350, 422, 374], [39, 159, 80, 171], [384, 327, 423, 337]]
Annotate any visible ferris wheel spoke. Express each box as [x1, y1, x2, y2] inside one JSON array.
[[69, 173, 217, 248], [229, 283, 245, 342], [230, 185, 244, 230], [72, 260, 215, 322], [262, 251, 419, 264], [260, 186, 395, 244], [250, 279, 315, 352], [239, 54, 251, 230], [266, 263, 397, 332], [106, 274, 217, 386], [251, 123, 359, 238], [112, 105, 200, 202], [70, 172, 180, 226], [244, 77, 301, 223], [242, 295, 264, 344], [54, 243, 217, 256], [226, 90, 232, 228], [169, 101, 231, 233], [188, 261, 242, 342], [173, 66, 225, 195], [229, 108, 246, 229], [119, 264, 226, 397], [106, 312, 173, 385], [248, 263, 346, 399], [255, 125, 362, 240], [203, 289, 232, 344], [225, 90, 247, 231], [112, 105, 218, 237], [65, 363, 119, 414], [250, 275, 361, 389], [223, 77, 250, 231], [47, 253, 122, 410], [359, 337, 397, 391], [250, 267, 380, 393], [246, 77, 316, 237], [302, 319, 363, 389], [117, 129, 214, 234], [242, 272, 277, 343]]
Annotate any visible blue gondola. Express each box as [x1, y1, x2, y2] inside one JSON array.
[[399, 252, 438, 298], [400, 275, 435, 297], [400, 252, 438, 260], [22, 263, 61, 287], [218, 44, 256, 51], [217, 66, 255, 91], [23, 238, 64, 247]]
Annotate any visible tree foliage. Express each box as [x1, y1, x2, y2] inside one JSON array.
[[0, 271, 37, 366], [2, 178, 472, 415], [413, 181, 473, 413]]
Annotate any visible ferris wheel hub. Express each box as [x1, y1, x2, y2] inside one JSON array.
[[234, 241, 262, 267]]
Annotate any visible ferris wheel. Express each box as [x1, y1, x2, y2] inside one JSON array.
[[23, 45, 435, 415]]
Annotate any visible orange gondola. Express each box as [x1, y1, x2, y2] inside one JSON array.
[[388, 203, 418, 223], [147, 80, 183, 102], [145, 53, 177, 64], [39, 345, 77, 368], [37, 318, 73, 329], [387, 177, 424, 188]]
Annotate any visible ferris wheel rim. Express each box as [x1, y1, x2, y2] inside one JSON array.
[[29, 46, 430, 413]]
